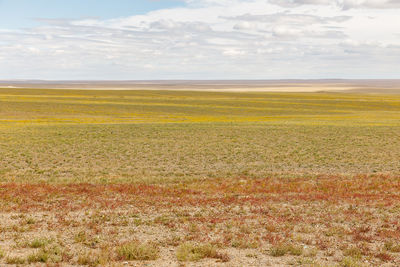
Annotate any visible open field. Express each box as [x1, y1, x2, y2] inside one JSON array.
[[1, 88, 400, 266]]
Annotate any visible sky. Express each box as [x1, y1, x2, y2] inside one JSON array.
[[0, 0, 399, 80]]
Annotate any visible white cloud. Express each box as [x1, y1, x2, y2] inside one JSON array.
[[0, 0, 399, 79], [269, 0, 400, 9], [339, 0, 400, 9]]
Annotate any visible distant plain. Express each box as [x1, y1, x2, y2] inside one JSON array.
[[2, 79, 400, 93]]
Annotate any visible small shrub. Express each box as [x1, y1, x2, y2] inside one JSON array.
[[75, 231, 88, 243], [344, 247, 362, 260], [78, 251, 100, 266], [270, 244, 288, 257], [28, 245, 63, 263], [29, 238, 50, 248], [292, 257, 316, 265], [25, 217, 36, 225], [270, 243, 303, 257], [288, 245, 303, 256], [28, 250, 49, 263], [77, 249, 110, 267], [231, 238, 259, 249], [0, 248, 4, 259], [116, 241, 159, 261], [176, 242, 229, 262], [133, 218, 143, 226], [341, 257, 362, 267], [6, 256, 26, 264]]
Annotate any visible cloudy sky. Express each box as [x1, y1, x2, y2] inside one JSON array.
[[0, 0, 399, 80]]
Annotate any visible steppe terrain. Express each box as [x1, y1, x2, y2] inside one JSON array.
[[1, 84, 400, 266]]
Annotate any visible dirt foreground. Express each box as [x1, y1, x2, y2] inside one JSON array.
[[1, 175, 400, 266]]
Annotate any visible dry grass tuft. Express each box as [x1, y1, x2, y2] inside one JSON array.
[[29, 237, 50, 248], [6, 256, 26, 265], [116, 241, 159, 261], [176, 242, 229, 262], [270, 243, 304, 257], [77, 250, 109, 267]]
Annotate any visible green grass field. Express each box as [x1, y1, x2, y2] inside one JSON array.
[[1, 88, 400, 266], [1, 88, 400, 126], [1, 88, 400, 183]]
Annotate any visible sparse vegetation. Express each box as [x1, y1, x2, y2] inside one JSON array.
[[116, 241, 159, 261], [77, 250, 104, 266], [27, 250, 49, 263], [176, 242, 229, 262], [6, 256, 26, 264], [270, 243, 303, 257], [29, 237, 50, 248], [27, 245, 63, 263], [341, 257, 363, 267], [384, 241, 400, 253], [1, 88, 399, 266]]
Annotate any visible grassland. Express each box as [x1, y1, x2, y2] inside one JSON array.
[[1, 88, 400, 266]]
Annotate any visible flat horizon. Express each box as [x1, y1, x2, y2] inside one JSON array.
[[2, 79, 400, 93]]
